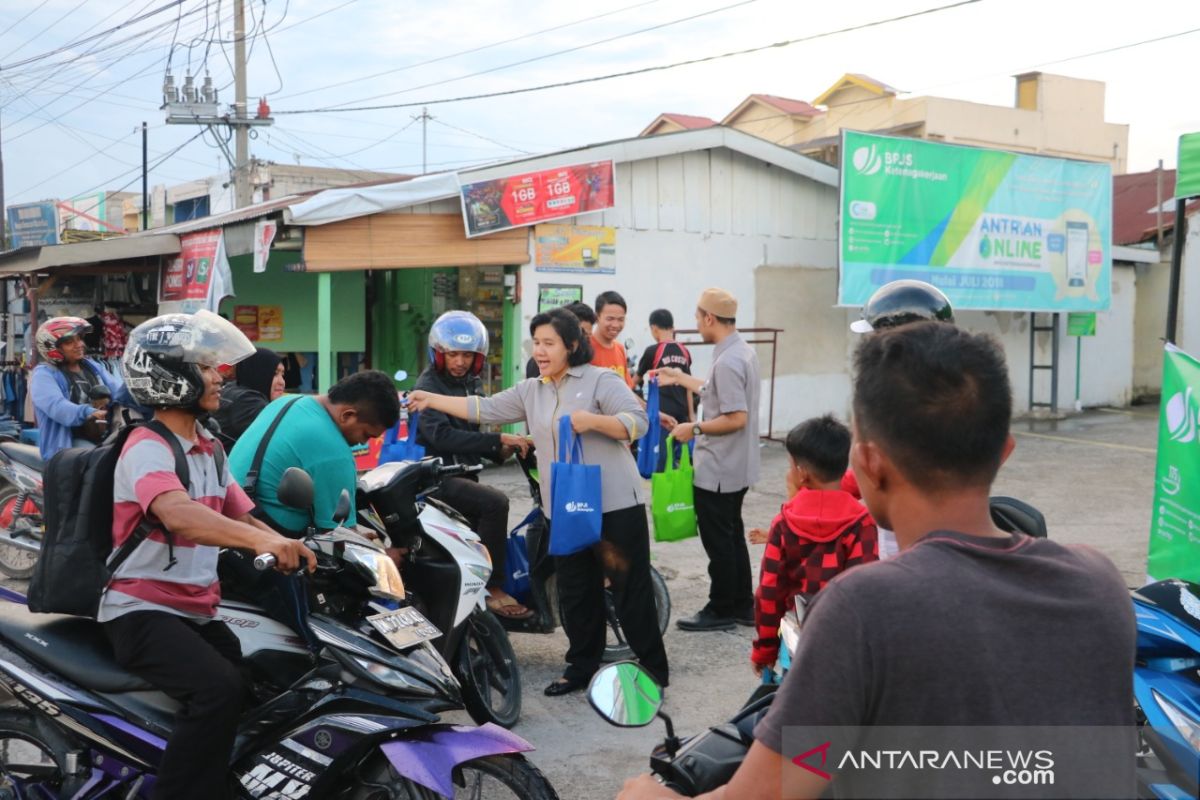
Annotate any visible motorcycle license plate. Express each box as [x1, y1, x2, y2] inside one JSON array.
[[367, 607, 441, 650]]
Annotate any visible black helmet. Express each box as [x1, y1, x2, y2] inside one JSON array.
[[122, 310, 254, 409], [850, 280, 955, 333]]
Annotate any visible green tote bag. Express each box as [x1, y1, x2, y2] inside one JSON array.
[[651, 436, 698, 543]]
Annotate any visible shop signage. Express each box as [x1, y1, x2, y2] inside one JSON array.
[[159, 228, 235, 314], [258, 305, 283, 341], [534, 224, 616, 273], [1148, 344, 1200, 582], [234, 305, 260, 339], [5, 202, 58, 247], [460, 161, 615, 237], [839, 131, 1112, 312], [537, 284, 584, 312]]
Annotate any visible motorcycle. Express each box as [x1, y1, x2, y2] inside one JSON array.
[[1132, 579, 1200, 800], [0, 466, 558, 799], [499, 449, 671, 662], [357, 457, 524, 729], [0, 387, 141, 580], [0, 439, 44, 579]]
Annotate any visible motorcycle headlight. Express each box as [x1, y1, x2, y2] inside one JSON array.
[[1152, 689, 1200, 750], [351, 656, 435, 696], [343, 542, 406, 602]]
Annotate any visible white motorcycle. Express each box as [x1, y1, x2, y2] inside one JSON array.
[[357, 457, 523, 729]]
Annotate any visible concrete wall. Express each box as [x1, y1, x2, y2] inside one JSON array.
[[1178, 210, 1200, 358], [1133, 259, 1171, 399]]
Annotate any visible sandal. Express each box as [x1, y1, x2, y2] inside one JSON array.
[[486, 594, 535, 620]]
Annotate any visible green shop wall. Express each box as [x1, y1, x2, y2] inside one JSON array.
[[219, 250, 365, 353], [371, 268, 455, 391]]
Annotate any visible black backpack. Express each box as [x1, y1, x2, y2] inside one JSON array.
[[28, 419, 225, 618]]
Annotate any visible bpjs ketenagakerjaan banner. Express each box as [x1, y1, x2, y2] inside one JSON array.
[[1148, 344, 1200, 583], [838, 132, 1112, 312]]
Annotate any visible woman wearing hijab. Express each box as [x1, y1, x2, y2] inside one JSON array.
[[212, 347, 285, 448]]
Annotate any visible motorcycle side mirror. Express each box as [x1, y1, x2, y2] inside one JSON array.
[[277, 468, 316, 512], [587, 661, 664, 728], [332, 489, 351, 526]]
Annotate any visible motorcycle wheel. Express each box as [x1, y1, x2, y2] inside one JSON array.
[[0, 486, 40, 580], [455, 609, 522, 729], [349, 752, 559, 799], [0, 709, 74, 797], [602, 565, 671, 663]]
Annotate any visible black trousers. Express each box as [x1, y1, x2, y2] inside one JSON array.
[[438, 475, 510, 589], [104, 612, 245, 800], [695, 486, 753, 618], [556, 504, 669, 686]]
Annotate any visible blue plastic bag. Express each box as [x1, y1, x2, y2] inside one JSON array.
[[548, 415, 603, 556], [379, 411, 426, 464], [501, 508, 539, 603], [636, 377, 661, 479]]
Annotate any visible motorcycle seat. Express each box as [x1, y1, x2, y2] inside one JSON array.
[[0, 602, 153, 693], [0, 442, 43, 472]]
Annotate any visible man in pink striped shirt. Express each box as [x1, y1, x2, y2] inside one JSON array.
[[101, 311, 314, 800]]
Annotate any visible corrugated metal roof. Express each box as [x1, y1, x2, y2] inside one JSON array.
[[134, 193, 311, 237], [0, 233, 180, 275]]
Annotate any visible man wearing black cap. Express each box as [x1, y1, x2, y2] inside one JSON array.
[[657, 287, 761, 631]]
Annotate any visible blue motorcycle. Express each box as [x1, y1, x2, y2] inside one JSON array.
[[1133, 579, 1200, 800]]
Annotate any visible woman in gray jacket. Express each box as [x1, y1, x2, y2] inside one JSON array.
[[408, 307, 669, 696]]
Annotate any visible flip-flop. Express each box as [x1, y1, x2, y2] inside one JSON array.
[[486, 595, 535, 620]]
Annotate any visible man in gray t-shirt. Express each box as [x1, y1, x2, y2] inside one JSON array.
[[615, 323, 1135, 800], [658, 287, 761, 632]]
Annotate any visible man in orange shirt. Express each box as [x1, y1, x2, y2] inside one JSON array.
[[591, 291, 634, 389]]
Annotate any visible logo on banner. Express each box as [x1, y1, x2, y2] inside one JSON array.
[[1166, 388, 1197, 444], [564, 501, 594, 514], [852, 145, 882, 176]]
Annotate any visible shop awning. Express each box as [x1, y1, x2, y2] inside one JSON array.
[[0, 233, 181, 277], [285, 173, 460, 226]]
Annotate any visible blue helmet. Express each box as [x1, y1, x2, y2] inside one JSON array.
[[428, 311, 489, 375]]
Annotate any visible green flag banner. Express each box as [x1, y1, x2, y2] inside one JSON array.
[[1177, 132, 1200, 200], [1148, 344, 1200, 581]]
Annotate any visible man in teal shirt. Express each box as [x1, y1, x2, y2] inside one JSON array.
[[229, 371, 400, 533]]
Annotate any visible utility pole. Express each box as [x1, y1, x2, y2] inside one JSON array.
[[141, 122, 149, 231], [233, 0, 250, 207], [414, 107, 433, 174]]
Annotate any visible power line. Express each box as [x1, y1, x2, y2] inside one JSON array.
[[274, 0, 669, 102], [276, 0, 983, 116], [315, 0, 760, 112], [431, 118, 532, 154], [0, 0, 93, 64], [0, 0, 53, 42], [0, 0, 189, 70]]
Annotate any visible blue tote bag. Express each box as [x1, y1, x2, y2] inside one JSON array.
[[501, 508, 539, 603], [379, 411, 426, 464], [636, 377, 661, 479], [548, 415, 603, 556]]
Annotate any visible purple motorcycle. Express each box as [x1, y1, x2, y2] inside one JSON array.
[[0, 468, 558, 799]]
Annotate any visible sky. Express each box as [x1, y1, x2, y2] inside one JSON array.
[[0, 0, 1196, 207]]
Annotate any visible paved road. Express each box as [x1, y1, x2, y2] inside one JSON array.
[[467, 406, 1158, 800], [0, 407, 1158, 799]]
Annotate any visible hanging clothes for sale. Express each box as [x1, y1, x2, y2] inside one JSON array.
[[100, 310, 129, 358]]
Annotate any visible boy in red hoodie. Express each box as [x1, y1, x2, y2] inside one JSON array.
[[749, 414, 879, 675]]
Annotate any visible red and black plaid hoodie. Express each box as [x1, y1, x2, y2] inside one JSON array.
[[751, 488, 879, 666]]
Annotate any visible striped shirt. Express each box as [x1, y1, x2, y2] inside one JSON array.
[[97, 423, 255, 623]]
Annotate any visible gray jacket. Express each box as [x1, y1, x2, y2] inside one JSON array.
[[471, 365, 649, 515]]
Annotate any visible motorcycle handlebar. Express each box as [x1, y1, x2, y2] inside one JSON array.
[[253, 553, 277, 571], [436, 463, 483, 479]]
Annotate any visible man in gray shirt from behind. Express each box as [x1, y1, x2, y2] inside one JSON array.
[[615, 322, 1135, 800]]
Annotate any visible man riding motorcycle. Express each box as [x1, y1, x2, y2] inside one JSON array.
[[414, 311, 533, 620]]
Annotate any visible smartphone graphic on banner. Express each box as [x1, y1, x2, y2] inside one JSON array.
[[1066, 221, 1089, 288]]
